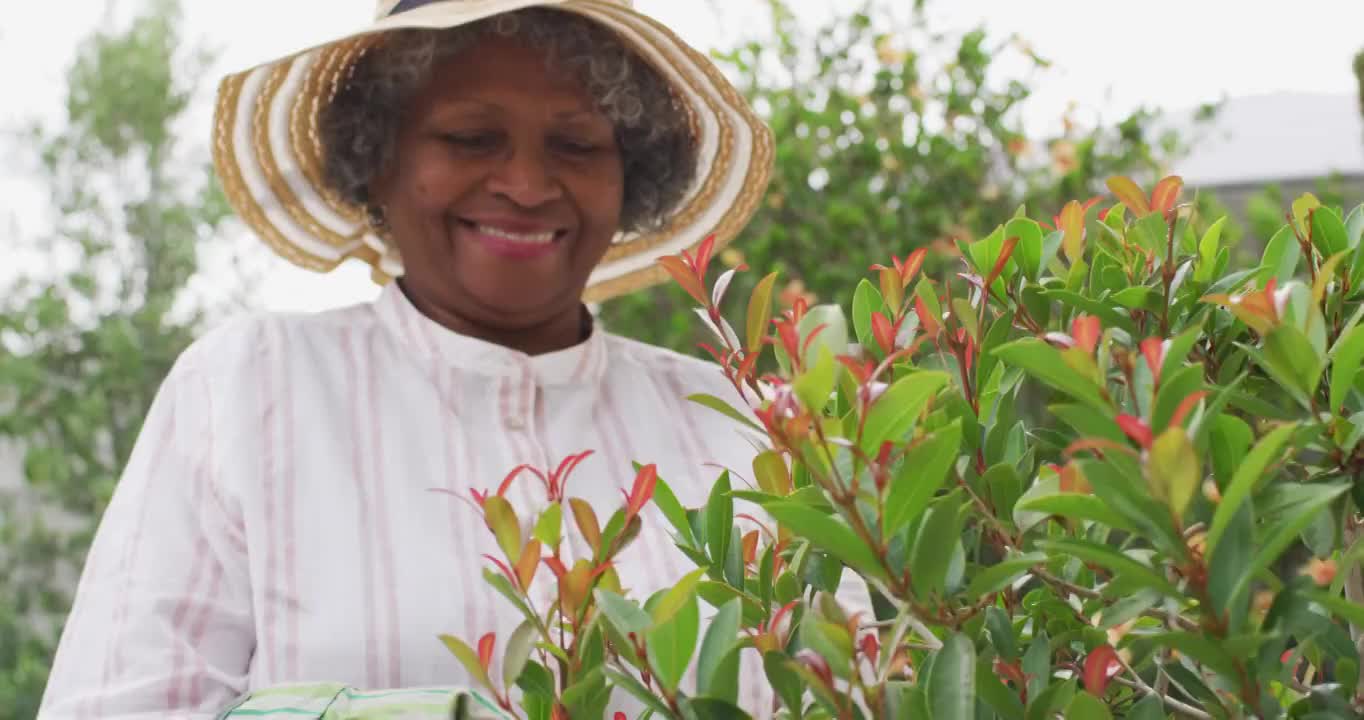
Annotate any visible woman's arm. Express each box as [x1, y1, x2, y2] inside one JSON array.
[[40, 353, 254, 719]]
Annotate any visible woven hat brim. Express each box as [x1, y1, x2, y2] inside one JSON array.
[[210, 0, 774, 303]]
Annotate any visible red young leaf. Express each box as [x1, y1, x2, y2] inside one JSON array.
[[543, 555, 569, 579], [1116, 414, 1153, 449], [878, 267, 903, 313], [984, 235, 1020, 291], [741, 530, 760, 565], [914, 296, 941, 338], [657, 255, 707, 306], [801, 323, 830, 359], [477, 633, 496, 673], [837, 356, 874, 384], [1139, 337, 1166, 384], [994, 658, 1027, 687], [1083, 644, 1122, 696], [796, 649, 834, 689], [694, 234, 717, 279], [1071, 315, 1102, 355], [860, 633, 880, 666], [624, 464, 658, 522], [871, 312, 895, 355], [484, 555, 518, 586], [1168, 391, 1209, 428], [1106, 176, 1151, 216], [901, 248, 928, 287], [774, 319, 802, 364], [1059, 199, 1087, 261], [515, 539, 541, 590], [1149, 175, 1184, 216]]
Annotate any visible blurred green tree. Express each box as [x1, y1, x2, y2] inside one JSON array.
[[601, 0, 1215, 354], [0, 0, 230, 715]]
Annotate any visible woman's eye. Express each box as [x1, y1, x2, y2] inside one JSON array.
[[551, 137, 599, 155], [441, 132, 498, 150]]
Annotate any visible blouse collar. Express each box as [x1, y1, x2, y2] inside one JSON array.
[[373, 282, 608, 387]]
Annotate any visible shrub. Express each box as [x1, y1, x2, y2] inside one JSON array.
[[450, 177, 1364, 719]]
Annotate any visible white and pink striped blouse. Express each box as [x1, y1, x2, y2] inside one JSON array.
[[40, 282, 777, 718]]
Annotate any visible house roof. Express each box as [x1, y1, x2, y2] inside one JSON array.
[[1169, 92, 1364, 187]]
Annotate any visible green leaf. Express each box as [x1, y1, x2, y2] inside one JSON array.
[[441, 634, 493, 691], [1082, 460, 1184, 554], [1311, 206, 1349, 256], [1150, 365, 1204, 434], [482, 496, 522, 564], [1111, 286, 1162, 311], [1015, 493, 1135, 533], [1262, 324, 1323, 400], [747, 271, 778, 351], [927, 633, 977, 720], [1007, 217, 1046, 281], [502, 619, 538, 689], [1147, 426, 1198, 518], [706, 472, 733, 574], [793, 344, 837, 413], [985, 606, 1019, 661], [797, 304, 850, 368], [993, 339, 1110, 412], [1149, 632, 1238, 677], [910, 490, 968, 600], [860, 370, 951, 458], [1347, 205, 1364, 248], [1022, 633, 1051, 703], [1306, 591, 1364, 628], [1207, 502, 1253, 633], [1050, 404, 1126, 445], [953, 297, 980, 344], [1064, 692, 1112, 720], [1229, 483, 1348, 605], [1207, 423, 1297, 554], [1208, 414, 1253, 485], [1259, 224, 1301, 285], [965, 550, 1047, 597], [651, 474, 696, 547], [800, 618, 855, 679], [697, 599, 742, 703], [594, 589, 652, 636], [646, 589, 700, 692], [763, 651, 806, 714], [884, 420, 962, 535], [976, 657, 1027, 720], [532, 503, 562, 549], [765, 501, 887, 582], [603, 666, 675, 717], [852, 279, 884, 350], [1195, 217, 1227, 284], [1331, 323, 1364, 413], [1039, 538, 1180, 597], [652, 568, 707, 624], [681, 698, 752, 720], [688, 393, 763, 433]]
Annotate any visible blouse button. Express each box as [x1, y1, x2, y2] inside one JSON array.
[[506, 415, 526, 430]]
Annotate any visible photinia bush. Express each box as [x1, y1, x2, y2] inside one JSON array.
[[448, 178, 1364, 719]]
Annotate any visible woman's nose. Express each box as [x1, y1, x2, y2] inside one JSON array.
[[484, 145, 564, 208]]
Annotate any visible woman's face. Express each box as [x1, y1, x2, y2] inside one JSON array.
[[370, 35, 624, 335]]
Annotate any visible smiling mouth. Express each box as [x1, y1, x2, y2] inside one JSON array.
[[457, 218, 566, 246]]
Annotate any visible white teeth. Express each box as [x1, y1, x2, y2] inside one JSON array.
[[474, 224, 556, 244]]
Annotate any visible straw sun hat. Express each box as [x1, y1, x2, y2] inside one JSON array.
[[211, 0, 774, 302]]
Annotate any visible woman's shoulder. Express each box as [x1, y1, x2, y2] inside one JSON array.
[[173, 301, 380, 379]]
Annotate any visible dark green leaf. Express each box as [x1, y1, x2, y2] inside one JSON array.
[[697, 599, 743, 703], [1207, 422, 1295, 551], [765, 501, 886, 582], [689, 393, 763, 433], [965, 552, 1047, 597], [646, 589, 700, 692], [1039, 539, 1180, 597], [707, 472, 734, 573], [910, 490, 969, 600], [993, 339, 1110, 412], [860, 370, 951, 458], [884, 420, 962, 535], [927, 633, 976, 720]]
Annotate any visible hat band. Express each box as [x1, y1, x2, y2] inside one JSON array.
[[387, 0, 443, 15]]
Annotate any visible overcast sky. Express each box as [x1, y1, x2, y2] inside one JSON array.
[[2, 0, 1362, 313]]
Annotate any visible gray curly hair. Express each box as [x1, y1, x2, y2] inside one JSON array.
[[319, 8, 698, 233]]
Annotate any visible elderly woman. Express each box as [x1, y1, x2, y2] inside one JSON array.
[[40, 1, 774, 717]]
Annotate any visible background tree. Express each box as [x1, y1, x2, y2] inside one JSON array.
[[0, 0, 230, 714], [601, 0, 1214, 354]]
